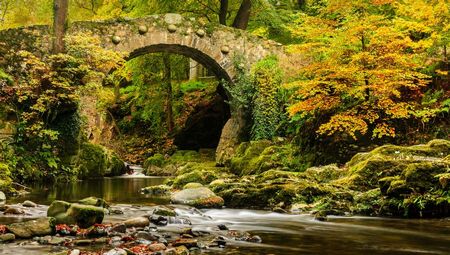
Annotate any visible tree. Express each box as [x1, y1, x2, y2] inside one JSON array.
[[53, 0, 69, 53], [0, 0, 12, 23], [286, 0, 441, 140], [163, 54, 175, 133]]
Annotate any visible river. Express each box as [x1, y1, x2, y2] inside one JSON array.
[[1, 173, 450, 255]]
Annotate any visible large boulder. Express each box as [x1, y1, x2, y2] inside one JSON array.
[[171, 187, 224, 208], [216, 113, 248, 166], [7, 217, 55, 238], [0, 191, 5, 202], [75, 142, 126, 179], [78, 197, 109, 208], [47, 201, 105, 228]]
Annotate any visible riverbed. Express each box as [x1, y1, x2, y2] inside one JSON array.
[[1, 174, 450, 255]]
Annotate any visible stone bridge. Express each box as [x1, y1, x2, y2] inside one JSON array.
[[0, 13, 285, 163], [0, 13, 283, 82]]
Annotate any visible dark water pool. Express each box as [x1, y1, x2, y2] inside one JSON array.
[[9, 175, 168, 205]]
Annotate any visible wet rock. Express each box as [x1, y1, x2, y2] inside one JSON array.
[[73, 239, 93, 246], [165, 246, 189, 255], [3, 206, 25, 215], [171, 187, 224, 208], [69, 250, 81, 255], [150, 215, 168, 226], [135, 231, 158, 241], [153, 206, 176, 217], [104, 248, 127, 255], [48, 236, 66, 245], [247, 235, 262, 243], [86, 224, 109, 237], [149, 243, 166, 252], [217, 224, 228, 230], [0, 191, 5, 201], [22, 200, 37, 208], [7, 217, 55, 238], [110, 208, 124, 215], [48, 201, 105, 228], [124, 216, 149, 228], [78, 197, 109, 208], [111, 223, 126, 233], [0, 233, 15, 242], [173, 238, 198, 248]]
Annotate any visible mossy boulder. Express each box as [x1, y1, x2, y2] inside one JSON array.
[[75, 143, 126, 179], [183, 182, 203, 189], [78, 197, 109, 208], [7, 217, 55, 238], [171, 187, 224, 208], [229, 141, 301, 176], [143, 153, 165, 168], [344, 139, 450, 191], [172, 168, 220, 189], [47, 201, 104, 228]]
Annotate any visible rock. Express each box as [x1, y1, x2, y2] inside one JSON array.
[[73, 239, 93, 246], [0, 233, 15, 242], [69, 250, 81, 255], [141, 185, 171, 196], [76, 143, 126, 178], [171, 187, 224, 208], [173, 238, 198, 248], [150, 215, 168, 226], [4, 206, 25, 215], [153, 206, 176, 217], [48, 236, 66, 245], [183, 183, 203, 189], [164, 13, 182, 24], [217, 224, 228, 230], [149, 243, 166, 252], [165, 246, 189, 255], [78, 197, 109, 208], [48, 201, 105, 229], [111, 223, 126, 233], [215, 113, 249, 166], [22, 200, 37, 208], [247, 235, 262, 243], [0, 191, 5, 201], [6, 217, 55, 238], [104, 248, 127, 255], [123, 216, 149, 228], [47, 200, 71, 217], [135, 231, 158, 241]]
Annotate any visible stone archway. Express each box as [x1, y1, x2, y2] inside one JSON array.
[[0, 13, 284, 163]]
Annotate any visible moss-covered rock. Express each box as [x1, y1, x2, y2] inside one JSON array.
[[47, 201, 104, 228], [143, 153, 165, 168], [171, 187, 224, 208], [172, 167, 220, 189], [141, 185, 171, 196], [75, 143, 126, 179], [183, 182, 203, 189], [6, 217, 55, 238], [78, 197, 109, 208]]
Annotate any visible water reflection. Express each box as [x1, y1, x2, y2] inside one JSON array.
[[9, 177, 167, 205]]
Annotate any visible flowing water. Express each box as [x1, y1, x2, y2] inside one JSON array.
[[1, 173, 450, 255]]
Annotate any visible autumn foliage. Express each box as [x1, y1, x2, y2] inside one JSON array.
[[286, 0, 449, 140]]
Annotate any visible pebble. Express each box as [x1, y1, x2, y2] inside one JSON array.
[[247, 235, 262, 243], [218, 224, 228, 230], [149, 243, 166, 252], [111, 223, 126, 233], [135, 231, 158, 241], [104, 248, 127, 255]]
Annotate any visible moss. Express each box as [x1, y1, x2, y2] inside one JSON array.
[[168, 150, 202, 164], [183, 182, 203, 189], [141, 185, 171, 196], [0, 163, 14, 193], [190, 196, 224, 208], [303, 164, 344, 183], [172, 169, 219, 189], [75, 142, 125, 179], [78, 197, 109, 208], [403, 162, 448, 192], [143, 153, 165, 168]]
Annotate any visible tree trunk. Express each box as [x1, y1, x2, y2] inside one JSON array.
[[232, 0, 252, 30], [163, 54, 175, 133], [219, 0, 228, 25], [53, 0, 69, 53]]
